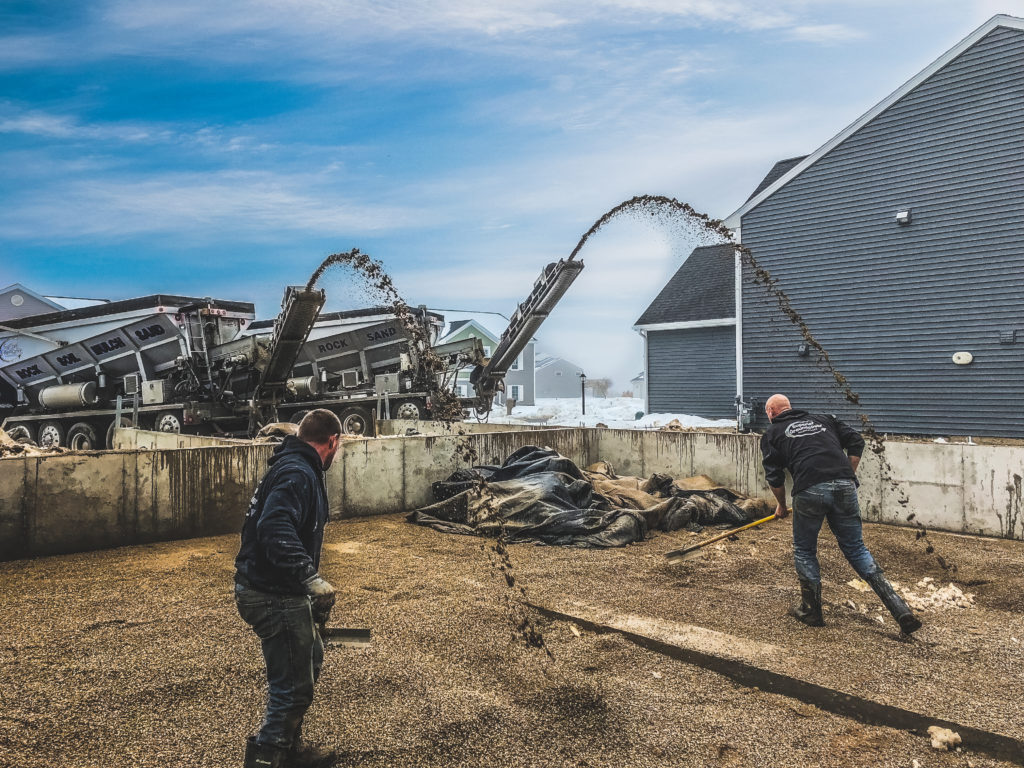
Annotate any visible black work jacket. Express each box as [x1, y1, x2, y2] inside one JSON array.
[[760, 409, 865, 497], [235, 436, 329, 594]]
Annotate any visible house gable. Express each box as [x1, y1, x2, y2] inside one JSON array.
[[725, 14, 1024, 229], [634, 244, 736, 328]]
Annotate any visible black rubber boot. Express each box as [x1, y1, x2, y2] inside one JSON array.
[[865, 569, 922, 635], [245, 737, 288, 768], [790, 579, 825, 627]]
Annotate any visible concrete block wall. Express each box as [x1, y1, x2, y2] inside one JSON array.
[[3, 424, 1023, 561]]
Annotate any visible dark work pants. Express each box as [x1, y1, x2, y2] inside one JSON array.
[[235, 583, 324, 749], [792, 479, 878, 584]]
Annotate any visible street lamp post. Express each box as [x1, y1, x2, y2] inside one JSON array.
[[579, 372, 587, 416]]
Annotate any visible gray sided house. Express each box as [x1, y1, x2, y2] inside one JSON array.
[[634, 244, 737, 419], [437, 319, 535, 406], [534, 354, 585, 398], [0, 284, 65, 323], [726, 15, 1024, 437]]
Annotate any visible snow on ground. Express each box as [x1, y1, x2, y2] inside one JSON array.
[[471, 397, 736, 430]]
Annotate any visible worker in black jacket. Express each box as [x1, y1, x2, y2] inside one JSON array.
[[235, 409, 342, 768], [760, 394, 921, 635]]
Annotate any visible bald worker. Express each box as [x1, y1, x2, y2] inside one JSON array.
[[761, 394, 921, 635]]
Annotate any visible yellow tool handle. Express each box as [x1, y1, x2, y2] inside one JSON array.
[[665, 511, 783, 562]]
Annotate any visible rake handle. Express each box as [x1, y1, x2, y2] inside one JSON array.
[[666, 513, 778, 560]]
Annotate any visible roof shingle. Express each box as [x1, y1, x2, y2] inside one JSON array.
[[634, 244, 735, 326]]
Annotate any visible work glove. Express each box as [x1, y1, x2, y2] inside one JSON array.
[[302, 574, 336, 625]]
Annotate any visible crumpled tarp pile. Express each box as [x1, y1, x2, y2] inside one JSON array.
[[407, 445, 773, 548]]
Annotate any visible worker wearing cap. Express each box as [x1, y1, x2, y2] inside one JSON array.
[[760, 394, 921, 635], [235, 409, 342, 768]]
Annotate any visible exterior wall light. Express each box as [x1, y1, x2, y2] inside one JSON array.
[[895, 209, 912, 225], [797, 343, 809, 356]]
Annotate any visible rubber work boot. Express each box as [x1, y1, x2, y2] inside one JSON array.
[[245, 737, 288, 768], [790, 579, 825, 627], [865, 569, 922, 635], [287, 743, 338, 768]]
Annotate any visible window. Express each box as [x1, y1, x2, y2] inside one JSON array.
[[510, 385, 521, 400], [555, 371, 562, 377], [511, 353, 522, 370], [457, 384, 469, 397], [483, 345, 491, 357]]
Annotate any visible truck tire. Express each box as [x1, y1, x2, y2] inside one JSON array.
[[155, 413, 182, 433], [67, 422, 99, 450], [4, 423, 35, 444], [38, 420, 65, 449], [338, 407, 373, 437], [391, 400, 423, 421], [105, 417, 134, 450], [289, 410, 310, 425]]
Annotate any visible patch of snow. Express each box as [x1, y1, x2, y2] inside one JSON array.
[[474, 397, 735, 431]]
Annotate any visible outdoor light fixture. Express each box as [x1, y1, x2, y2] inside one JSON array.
[[895, 209, 912, 225], [797, 342, 809, 356]]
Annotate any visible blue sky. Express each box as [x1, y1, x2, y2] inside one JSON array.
[[1, 0, 1020, 391]]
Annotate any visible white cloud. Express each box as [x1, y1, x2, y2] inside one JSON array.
[[0, 171, 429, 239], [787, 23, 864, 43]]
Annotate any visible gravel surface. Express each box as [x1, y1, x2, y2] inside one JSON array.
[[0, 514, 1020, 767]]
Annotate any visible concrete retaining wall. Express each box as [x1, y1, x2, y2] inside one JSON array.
[[2, 425, 1023, 561]]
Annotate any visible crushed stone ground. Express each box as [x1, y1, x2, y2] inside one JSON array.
[[0, 515, 1021, 767]]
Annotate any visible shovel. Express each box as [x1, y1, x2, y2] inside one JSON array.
[[318, 624, 372, 649], [665, 513, 779, 564]]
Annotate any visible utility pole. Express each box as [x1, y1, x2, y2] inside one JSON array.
[[579, 372, 587, 416]]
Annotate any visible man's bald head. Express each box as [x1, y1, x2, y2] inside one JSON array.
[[765, 394, 792, 422]]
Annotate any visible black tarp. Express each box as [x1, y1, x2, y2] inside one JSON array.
[[407, 446, 765, 548]]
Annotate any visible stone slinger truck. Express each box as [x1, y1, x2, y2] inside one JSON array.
[[0, 257, 582, 447]]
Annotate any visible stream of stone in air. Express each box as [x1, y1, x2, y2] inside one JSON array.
[[306, 249, 555, 658], [570, 194, 954, 573]]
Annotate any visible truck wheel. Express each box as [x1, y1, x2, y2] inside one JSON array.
[[38, 421, 65, 449], [155, 413, 182, 433], [105, 417, 134, 449], [289, 410, 310, 425], [5, 423, 35, 444], [67, 422, 99, 450], [392, 400, 423, 421], [339, 407, 372, 437]]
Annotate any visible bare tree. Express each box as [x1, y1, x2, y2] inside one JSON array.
[[589, 377, 612, 398]]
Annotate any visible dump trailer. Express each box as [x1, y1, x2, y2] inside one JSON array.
[[248, 306, 485, 436], [0, 294, 259, 448], [0, 290, 483, 444]]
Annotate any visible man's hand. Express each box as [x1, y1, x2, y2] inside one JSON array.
[[303, 574, 336, 625], [769, 485, 788, 519]]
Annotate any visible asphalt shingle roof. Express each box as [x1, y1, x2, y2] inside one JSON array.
[[746, 155, 807, 201], [634, 244, 735, 326]]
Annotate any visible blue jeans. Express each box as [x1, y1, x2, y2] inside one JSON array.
[[235, 583, 324, 749], [792, 479, 878, 584]]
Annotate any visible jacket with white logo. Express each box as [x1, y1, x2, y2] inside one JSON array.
[[760, 409, 865, 497]]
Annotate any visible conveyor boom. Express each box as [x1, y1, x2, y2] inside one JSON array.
[[471, 258, 584, 402], [258, 286, 326, 393]]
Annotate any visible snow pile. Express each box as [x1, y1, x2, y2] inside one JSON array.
[[927, 726, 961, 751], [892, 578, 975, 611], [476, 397, 735, 431]]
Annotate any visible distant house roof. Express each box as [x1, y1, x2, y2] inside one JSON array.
[[745, 156, 806, 201], [0, 283, 65, 313], [535, 354, 582, 371], [725, 14, 1024, 228], [631, 371, 645, 383], [436, 317, 499, 345], [633, 244, 735, 327]]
